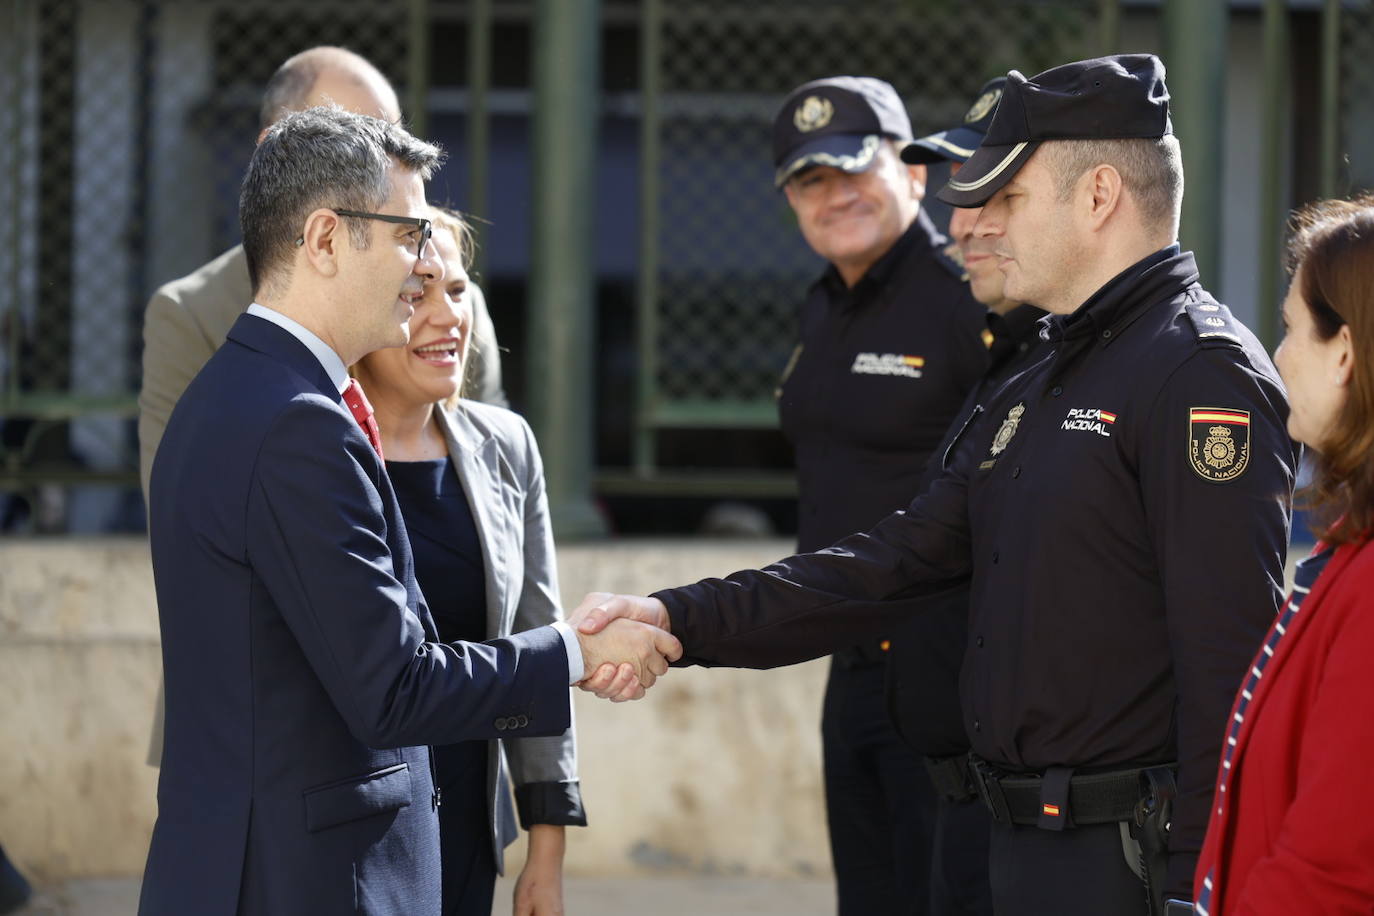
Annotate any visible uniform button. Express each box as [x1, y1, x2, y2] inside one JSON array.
[[1051, 385, 1063, 397], [1011, 466, 1021, 478], [1101, 329, 1113, 339], [973, 719, 981, 732], [495, 718, 508, 730], [976, 636, 984, 648], [516, 715, 529, 728], [992, 551, 999, 564]]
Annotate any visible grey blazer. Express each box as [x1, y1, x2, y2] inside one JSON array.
[[434, 400, 585, 873]]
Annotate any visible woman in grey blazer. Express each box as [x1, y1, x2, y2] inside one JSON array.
[[352, 208, 584, 916]]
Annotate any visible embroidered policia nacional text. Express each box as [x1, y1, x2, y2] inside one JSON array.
[[1062, 407, 1117, 437], [851, 353, 925, 378], [1188, 407, 1251, 482]]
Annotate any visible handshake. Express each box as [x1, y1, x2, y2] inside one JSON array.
[[568, 592, 680, 702]]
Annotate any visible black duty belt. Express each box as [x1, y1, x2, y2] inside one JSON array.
[[969, 755, 1172, 828], [924, 754, 977, 803]]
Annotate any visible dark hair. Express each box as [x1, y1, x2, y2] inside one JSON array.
[[1287, 194, 1374, 545], [239, 107, 445, 295]]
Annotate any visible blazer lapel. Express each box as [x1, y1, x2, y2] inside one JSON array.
[[436, 405, 510, 639]]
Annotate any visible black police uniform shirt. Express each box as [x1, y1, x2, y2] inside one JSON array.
[[779, 210, 988, 560], [654, 247, 1296, 897], [885, 302, 1049, 760]]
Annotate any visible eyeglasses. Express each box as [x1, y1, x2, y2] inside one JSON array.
[[295, 208, 434, 267]]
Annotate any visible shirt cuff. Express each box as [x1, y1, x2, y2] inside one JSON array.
[[551, 620, 584, 684]]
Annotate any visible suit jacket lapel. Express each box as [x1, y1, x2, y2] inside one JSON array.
[[436, 405, 509, 639]]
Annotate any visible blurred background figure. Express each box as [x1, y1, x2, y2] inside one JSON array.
[[771, 75, 989, 915], [351, 208, 585, 916], [1193, 196, 1374, 914], [0, 843, 32, 915]]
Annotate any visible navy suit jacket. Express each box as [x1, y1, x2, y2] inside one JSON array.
[[139, 314, 570, 916]]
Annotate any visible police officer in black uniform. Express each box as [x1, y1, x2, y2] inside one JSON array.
[[879, 76, 1050, 916], [577, 55, 1296, 916], [772, 76, 990, 916]]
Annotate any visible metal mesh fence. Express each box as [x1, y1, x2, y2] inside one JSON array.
[[0, 0, 414, 530], [644, 0, 1102, 418], [13, 1, 1343, 527]]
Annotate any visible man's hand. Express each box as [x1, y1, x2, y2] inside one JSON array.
[[568, 593, 677, 701], [568, 592, 674, 699]]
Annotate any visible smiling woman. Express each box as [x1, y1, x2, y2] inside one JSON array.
[[351, 208, 587, 916]]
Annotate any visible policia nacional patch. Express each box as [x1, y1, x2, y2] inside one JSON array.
[[1188, 407, 1251, 482]]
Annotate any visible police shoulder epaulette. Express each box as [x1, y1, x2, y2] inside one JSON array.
[[1184, 299, 1243, 348], [934, 243, 968, 281]]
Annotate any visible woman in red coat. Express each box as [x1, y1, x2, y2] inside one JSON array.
[[1193, 197, 1374, 914]]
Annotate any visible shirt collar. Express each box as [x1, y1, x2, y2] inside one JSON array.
[[1042, 244, 1188, 344], [245, 303, 350, 394]]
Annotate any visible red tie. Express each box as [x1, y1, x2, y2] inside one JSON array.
[[343, 378, 385, 460]]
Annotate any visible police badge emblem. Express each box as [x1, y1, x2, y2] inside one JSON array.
[[1188, 407, 1251, 482], [989, 403, 1025, 456], [793, 95, 834, 133], [964, 87, 1002, 124]]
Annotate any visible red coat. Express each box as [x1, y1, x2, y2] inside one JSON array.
[[1193, 539, 1374, 913]]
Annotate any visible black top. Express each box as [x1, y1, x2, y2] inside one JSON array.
[[386, 458, 487, 644], [656, 247, 1297, 897], [886, 302, 1050, 758], [779, 213, 989, 555], [778, 211, 989, 665]]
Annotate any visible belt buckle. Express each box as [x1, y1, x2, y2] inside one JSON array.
[[970, 756, 1012, 824]]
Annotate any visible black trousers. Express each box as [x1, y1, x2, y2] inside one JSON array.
[[822, 660, 937, 916], [435, 741, 498, 916], [930, 796, 992, 916], [988, 820, 1150, 916]]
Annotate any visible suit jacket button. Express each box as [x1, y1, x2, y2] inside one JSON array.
[[516, 715, 529, 728], [495, 717, 508, 730]]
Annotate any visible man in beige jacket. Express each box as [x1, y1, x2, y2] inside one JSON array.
[[138, 45, 506, 500], [139, 46, 507, 763]]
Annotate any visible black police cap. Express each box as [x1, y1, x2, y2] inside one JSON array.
[[902, 77, 1007, 166], [936, 54, 1172, 208], [772, 76, 913, 189]]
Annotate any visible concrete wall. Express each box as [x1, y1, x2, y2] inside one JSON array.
[[0, 537, 831, 883]]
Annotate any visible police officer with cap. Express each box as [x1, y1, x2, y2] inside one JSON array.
[[575, 54, 1296, 916], [880, 75, 1052, 916], [772, 76, 991, 915]]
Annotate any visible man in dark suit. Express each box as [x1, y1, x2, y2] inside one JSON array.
[[139, 45, 510, 767], [139, 107, 678, 916]]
